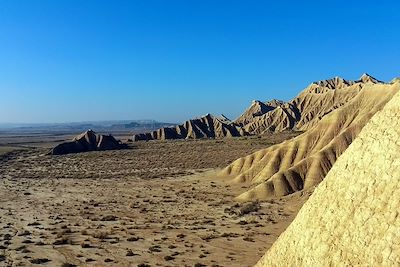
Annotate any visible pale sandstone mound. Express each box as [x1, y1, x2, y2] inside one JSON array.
[[221, 82, 399, 201], [51, 130, 124, 155], [234, 100, 284, 126], [290, 77, 362, 131], [255, 81, 400, 267], [133, 114, 244, 141], [265, 99, 286, 108], [235, 74, 382, 135], [242, 103, 299, 134]]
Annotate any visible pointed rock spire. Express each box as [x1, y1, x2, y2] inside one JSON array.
[[359, 73, 382, 84]]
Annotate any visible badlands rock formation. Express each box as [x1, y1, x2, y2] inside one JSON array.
[[239, 73, 382, 135], [256, 80, 400, 267], [221, 80, 399, 201], [132, 113, 244, 141], [234, 99, 285, 126], [133, 74, 383, 141], [51, 130, 124, 155]]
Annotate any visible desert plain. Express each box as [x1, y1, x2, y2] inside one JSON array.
[[0, 131, 307, 267]]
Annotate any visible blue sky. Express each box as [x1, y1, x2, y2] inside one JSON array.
[[0, 0, 399, 123]]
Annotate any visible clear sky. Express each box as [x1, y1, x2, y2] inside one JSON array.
[[0, 0, 399, 123]]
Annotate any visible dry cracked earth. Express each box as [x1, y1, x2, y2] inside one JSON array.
[[0, 133, 308, 267]]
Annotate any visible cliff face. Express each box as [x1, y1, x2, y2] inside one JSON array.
[[255, 82, 400, 266], [221, 82, 399, 201]]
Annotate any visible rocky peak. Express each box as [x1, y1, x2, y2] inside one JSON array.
[[359, 73, 382, 84]]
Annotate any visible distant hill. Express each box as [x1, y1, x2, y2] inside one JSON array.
[[133, 114, 245, 141], [50, 130, 126, 155], [0, 120, 176, 133]]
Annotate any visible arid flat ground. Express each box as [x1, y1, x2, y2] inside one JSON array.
[[0, 132, 308, 267]]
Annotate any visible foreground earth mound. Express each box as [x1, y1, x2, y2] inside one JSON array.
[[221, 80, 399, 201], [255, 79, 400, 267], [50, 130, 125, 155], [133, 113, 244, 141]]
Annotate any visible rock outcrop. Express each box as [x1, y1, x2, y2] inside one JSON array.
[[50, 130, 125, 155], [255, 79, 400, 267], [241, 103, 299, 134], [221, 81, 399, 201], [132, 114, 244, 141], [234, 100, 283, 126]]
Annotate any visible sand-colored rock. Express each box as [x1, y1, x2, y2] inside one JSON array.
[[133, 114, 244, 141], [290, 77, 362, 131], [255, 79, 400, 267], [221, 81, 399, 201], [234, 100, 284, 126], [242, 103, 299, 134], [235, 74, 382, 135], [50, 130, 124, 155]]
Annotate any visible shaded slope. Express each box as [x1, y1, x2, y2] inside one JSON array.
[[221, 82, 399, 201], [133, 114, 244, 141], [234, 100, 284, 126], [242, 103, 299, 134], [50, 130, 125, 155], [256, 80, 400, 267]]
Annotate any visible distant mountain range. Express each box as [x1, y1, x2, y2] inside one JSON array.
[[0, 120, 176, 133]]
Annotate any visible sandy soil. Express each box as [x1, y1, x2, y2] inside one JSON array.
[[0, 133, 307, 267]]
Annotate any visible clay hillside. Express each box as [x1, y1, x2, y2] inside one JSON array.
[[255, 79, 400, 267], [239, 73, 383, 134], [50, 130, 125, 155], [133, 74, 383, 141], [220, 79, 400, 201], [234, 99, 285, 126], [132, 113, 245, 141]]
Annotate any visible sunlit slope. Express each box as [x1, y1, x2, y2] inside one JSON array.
[[221, 82, 399, 201], [255, 80, 400, 267]]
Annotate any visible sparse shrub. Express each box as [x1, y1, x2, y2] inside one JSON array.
[[164, 255, 175, 261], [126, 249, 136, 256], [100, 215, 118, 221], [81, 229, 88, 235], [92, 231, 109, 239], [80, 241, 91, 248], [30, 258, 50, 264], [127, 236, 140, 242], [238, 202, 260, 216], [53, 237, 71, 245]]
